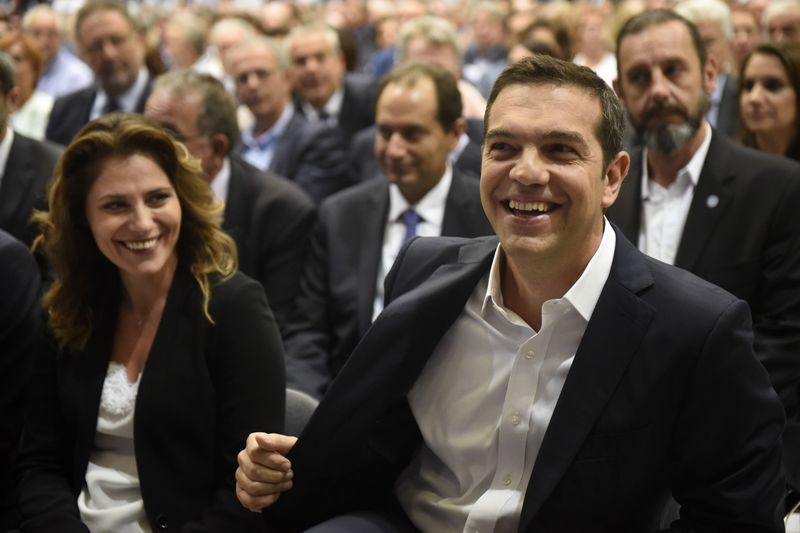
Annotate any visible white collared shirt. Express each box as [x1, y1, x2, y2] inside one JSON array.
[[90, 67, 149, 120], [639, 123, 712, 265], [210, 157, 231, 207], [240, 103, 295, 171], [299, 86, 343, 125], [373, 165, 452, 321], [396, 219, 616, 533], [0, 127, 15, 191], [707, 73, 728, 128]]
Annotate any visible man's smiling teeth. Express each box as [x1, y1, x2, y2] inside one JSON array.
[[124, 238, 158, 251], [508, 200, 552, 213]]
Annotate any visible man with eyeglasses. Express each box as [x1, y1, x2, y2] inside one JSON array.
[[229, 36, 349, 203], [45, 0, 152, 146], [144, 69, 316, 335]]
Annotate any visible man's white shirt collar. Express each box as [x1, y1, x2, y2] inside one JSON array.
[[91, 67, 149, 120], [482, 217, 617, 324], [387, 163, 452, 227], [300, 86, 343, 122], [0, 126, 14, 185], [210, 156, 231, 205]]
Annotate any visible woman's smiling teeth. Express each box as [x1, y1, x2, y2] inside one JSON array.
[[123, 237, 158, 251], [507, 199, 554, 216]]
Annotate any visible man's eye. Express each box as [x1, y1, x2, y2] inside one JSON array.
[[488, 142, 513, 153], [548, 144, 578, 158]]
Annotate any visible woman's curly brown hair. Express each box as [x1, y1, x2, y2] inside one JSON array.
[[34, 113, 237, 351]]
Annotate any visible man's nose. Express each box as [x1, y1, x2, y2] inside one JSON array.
[[385, 132, 407, 158], [649, 69, 671, 102], [510, 148, 549, 185]]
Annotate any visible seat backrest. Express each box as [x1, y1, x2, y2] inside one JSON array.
[[285, 388, 319, 436]]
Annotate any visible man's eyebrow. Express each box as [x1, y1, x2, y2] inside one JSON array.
[[541, 130, 590, 152], [485, 128, 591, 152]]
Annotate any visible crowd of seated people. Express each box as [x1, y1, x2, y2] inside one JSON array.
[[0, 0, 799, 531]]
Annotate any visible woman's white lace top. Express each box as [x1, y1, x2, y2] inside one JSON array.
[[77, 361, 151, 533]]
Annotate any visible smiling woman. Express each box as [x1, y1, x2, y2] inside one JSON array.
[[17, 113, 286, 532]]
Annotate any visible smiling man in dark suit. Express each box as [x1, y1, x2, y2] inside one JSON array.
[[608, 10, 800, 493], [283, 63, 492, 399], [236, 55, 785, 533], [229, 36, 349, 204], [144, 70, 315, 334], [46, 0, 152, 146], [0, 51, 61, 248]]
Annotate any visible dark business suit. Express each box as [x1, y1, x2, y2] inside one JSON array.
[[283, 169, 493, 398], [0, 231, 40, 531], [606, 132, 800, 488], [268, 228, 785, 532], [347, 118, 484, 185], [45, 76, 153, 147], [0, 132, 62, 246], [714, 73, 740, 138], [295, 73, 377, 145], [17, 269, 285, 532], [264, 110, 350, 203], [223, 155, 316, 334]]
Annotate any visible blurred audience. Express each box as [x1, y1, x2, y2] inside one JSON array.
[[572, 6, 617, 87], [284, 22, 377, 144], [675, 0, 740, 137], [229, 36, 350, 202], [21, 4, 93, 98], [462, 2, 509, 97], [0, 32, 53, 141], [732, 7, 761, 71], [46, 0, 154, 146], [764, 0, 800, 43]]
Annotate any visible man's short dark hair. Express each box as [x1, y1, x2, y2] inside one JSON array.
[[485, 55, 624, 169], [377, 62, 463, 133], [0, 51, 15, 95], [616, 10, 708, 73], [153, 70, 239, 153]]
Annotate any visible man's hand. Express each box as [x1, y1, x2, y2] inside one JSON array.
[[236, 432, 298, 512]]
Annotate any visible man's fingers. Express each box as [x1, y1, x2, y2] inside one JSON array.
[[255, 432, 298, 455], [237, 449, 293, 483], [235, 466, 294, 512]]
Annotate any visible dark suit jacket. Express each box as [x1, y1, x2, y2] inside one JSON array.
[[45, 77, 153, 147], [0, 132, 61, 247], [268, 229, 785, 532], [223, 155, 316, 334], [606, 133, 800, 460], [17, 269, 286, 532], [715, 73, 740, 138], [294, 73, 377, 145], [347, 117, 484, 185], [0, 231, 40, 531], [265, 111, 349, 203], [283, 169, 493, 398]]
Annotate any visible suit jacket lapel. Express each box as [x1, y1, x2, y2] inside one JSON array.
[[356, 182, 389, 334], [519, 230, 656, 529], [0, 135, 32, 231], [673, 134, 734, 271]]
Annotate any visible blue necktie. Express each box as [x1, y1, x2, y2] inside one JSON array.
[[401, 209, 420, 246]]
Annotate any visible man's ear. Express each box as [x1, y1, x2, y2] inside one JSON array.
[[6, 86, 21, 112], [209, 132, 230, 160], [703, 55, 719, 96], [448, 117, 466, 150], [602, 150, 630, 209]]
